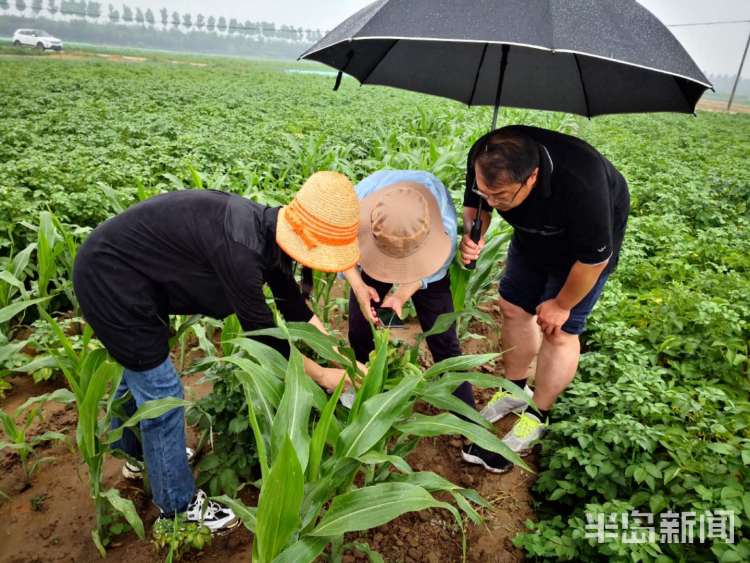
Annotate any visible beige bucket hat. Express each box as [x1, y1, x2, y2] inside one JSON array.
[[358, 181, 451, 284], [276, 171, 360, 272]]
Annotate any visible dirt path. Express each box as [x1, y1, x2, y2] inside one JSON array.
[[696, 98, 750, 114], [0, 307, 536, 563]]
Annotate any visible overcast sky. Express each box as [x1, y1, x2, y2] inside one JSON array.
[[88, 1, 750, 76]]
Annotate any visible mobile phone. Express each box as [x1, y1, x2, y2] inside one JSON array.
[[377, 306, 404, 328]]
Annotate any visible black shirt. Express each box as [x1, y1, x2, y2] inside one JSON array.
[[73, 190, 313, 370], [463, 125, 630, 274]]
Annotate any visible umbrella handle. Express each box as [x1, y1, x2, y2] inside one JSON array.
[[465, 201, 484, 271], [467, 47, 507, 271]]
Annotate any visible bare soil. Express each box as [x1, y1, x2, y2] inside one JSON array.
[[696, 98, 750, 114], [0, 302, 538, 563]]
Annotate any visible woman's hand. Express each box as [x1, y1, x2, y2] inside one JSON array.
[[343, 267, 381, 327], [381, 281, 421, 319], [381, 293, 405, 319], [317, 366, 351, 392], [353, 283, 381, 327]]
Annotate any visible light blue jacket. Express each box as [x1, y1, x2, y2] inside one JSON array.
[[356, 170, 458, 288]]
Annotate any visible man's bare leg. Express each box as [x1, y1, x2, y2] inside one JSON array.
[[499, 298, 541, 381], [493, 313, 580, 463], [532, 331, 580, 410]]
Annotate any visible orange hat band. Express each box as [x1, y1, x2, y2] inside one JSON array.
[[284, 199, 358, 250]]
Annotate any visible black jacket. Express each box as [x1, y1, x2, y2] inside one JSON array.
[[73, 190, 312, 370]]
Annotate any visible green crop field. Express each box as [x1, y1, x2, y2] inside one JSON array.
[[0, 49, 748, 562]]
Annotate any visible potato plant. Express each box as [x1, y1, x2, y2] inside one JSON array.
[[514, 114, 750, 561]]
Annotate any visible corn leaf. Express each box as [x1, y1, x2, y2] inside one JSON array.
[[106, 397, 191, 445], [356, 451, 413, 475], [308, 375, 346, 481], [78, 359, 122, 461], [395, 412, 531, 472], [349, 329, 388, 419], [435, 372, 536, 410], [0, 338, 27, 364], [11, 242, 36, 281], [36, 211, 59, 300], [213, 495, 257, 532], [12, 354, 59, 374], [420, 312, 461, 340], [101, 488, 145, 539], [221, 314, 242, 356], [249, 323, 350, 367], [255, 436, 304, 563], [417, 386, 494, 429], [230, 337, 287, 380], [337, 371, 422, 459], [422, 353, 499, 379], [310, 482, 451, 536], [271, 347, 313, 471], [0, 296, 50, 324], [272, 536, 329, 563]]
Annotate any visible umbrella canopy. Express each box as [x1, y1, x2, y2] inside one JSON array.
[[300, 0, 712, 117]]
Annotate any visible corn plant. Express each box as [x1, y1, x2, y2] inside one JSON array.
[[305, 270, 344, 325], [37, 309, 192, 556], [0, 238, 46, 339], [0, 331, 29, 397], [169, 314, 203, 370], [27, 211, 85, 311], [0, 392, 71, 487], [449, 220, 512, 338], [0, 240, 35, 310], [206, 322, 532, 562]]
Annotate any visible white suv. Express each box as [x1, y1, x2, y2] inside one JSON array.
[[12, 29, 63, 51]]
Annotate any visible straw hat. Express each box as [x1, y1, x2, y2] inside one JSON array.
[[359, 181, 451, 284], [276, 171, 360, 272]]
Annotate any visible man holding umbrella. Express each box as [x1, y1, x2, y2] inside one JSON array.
[[301, 0, 708, 475], [459, 125, 630, 473]]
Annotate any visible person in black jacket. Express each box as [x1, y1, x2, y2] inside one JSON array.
[[73, 172, 360, 532], [459, 126, 630, 474]]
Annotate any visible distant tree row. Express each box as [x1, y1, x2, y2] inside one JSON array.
[[0, 1, 324, 42], [0, 13, 315, 59]]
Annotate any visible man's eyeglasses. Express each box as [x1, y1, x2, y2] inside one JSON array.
[[471, 175, 529, 205]]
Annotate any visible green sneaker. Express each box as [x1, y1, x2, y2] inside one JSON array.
[[502, 412, 547, 455], [480, 384, 533, 423]]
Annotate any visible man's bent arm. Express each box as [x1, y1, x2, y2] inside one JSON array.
[[555, 260, 609, 310]]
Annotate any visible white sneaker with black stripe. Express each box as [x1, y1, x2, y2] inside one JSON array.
[[155, 489, 240, 535], [121, 447, 196, 480], [184, 489, 240, 534]]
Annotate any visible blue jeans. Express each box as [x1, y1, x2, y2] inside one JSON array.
[[112, 358, 195, 515], [499, 241, 610, 335]]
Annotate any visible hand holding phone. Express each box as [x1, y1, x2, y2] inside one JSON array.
[[377, 304, 404, 328]]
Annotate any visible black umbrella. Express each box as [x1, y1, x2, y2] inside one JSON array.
[[300, 0, 711, 267], [300, 0, 711, 117]]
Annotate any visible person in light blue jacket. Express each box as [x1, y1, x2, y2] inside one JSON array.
[[344, 170, 474, 409]]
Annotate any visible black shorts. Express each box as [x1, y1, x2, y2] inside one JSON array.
[[499, 241, 609, 335]]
